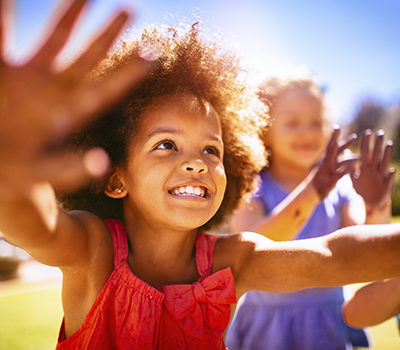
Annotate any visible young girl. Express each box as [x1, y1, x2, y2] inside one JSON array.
[[1, 1, 400, 349], [225, 78, 395, 350]]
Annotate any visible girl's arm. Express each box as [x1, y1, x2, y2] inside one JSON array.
[[0, 0, 150, 267], [231, 172, 320, 241], [343, 278, 400, 328], [215, 223, 400, 298], [231, 128, 357, 241]]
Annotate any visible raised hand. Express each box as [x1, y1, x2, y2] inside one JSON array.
[[351, 129, 396, 208], [311, 126, 358, 199], [0, 0, 151, 196]]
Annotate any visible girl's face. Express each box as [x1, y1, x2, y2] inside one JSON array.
[[119, 93, 227, 231], [267, 87, 329, 170]]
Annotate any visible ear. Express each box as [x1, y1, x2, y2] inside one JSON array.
[[104, 172, 127, 199]]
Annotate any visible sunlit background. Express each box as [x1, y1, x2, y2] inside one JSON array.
[[5, 0, 400, 125]]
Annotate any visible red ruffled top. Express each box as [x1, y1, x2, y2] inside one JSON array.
[[56, 219, 236, 349]]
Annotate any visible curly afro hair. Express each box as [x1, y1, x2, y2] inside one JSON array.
[[58, 22, 269, 230]]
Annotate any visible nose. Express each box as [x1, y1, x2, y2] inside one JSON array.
[[181, 158, 208, 174]]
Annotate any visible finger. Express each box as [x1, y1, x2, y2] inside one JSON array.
[[349, 166, 360, 183], [28, 0, 88, 67], [35, 148, 109, 192], [379, 140, 393, 176], [385, 168, 396, 194], [0, 0, 11, 64], [360, 129, 372, 163], [57, 57, 152, 132], [337, 133, 357, 154], [0, 0, 4, 62], [372, 129, 384, 164], [324, 126, 340, 166], [62, 10, 131, 79]]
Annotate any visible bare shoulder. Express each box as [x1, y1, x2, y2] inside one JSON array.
[[61, 212, 114, 334], [63, 210, 113, 271], [212, 231, 270, 275], [212, 231, 272, 297]]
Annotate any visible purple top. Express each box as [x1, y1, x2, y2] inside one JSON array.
[[225, 171, 370, 350]]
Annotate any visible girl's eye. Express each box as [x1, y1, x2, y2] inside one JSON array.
[[311, 121, 323, 128], [155, 140, 177, 151], [203, 146, 220, 158]]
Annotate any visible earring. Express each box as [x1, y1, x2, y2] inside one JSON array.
[[116, 188, 123, 194]]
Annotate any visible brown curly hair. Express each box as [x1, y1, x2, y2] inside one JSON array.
[[58, 22, 269, 230]]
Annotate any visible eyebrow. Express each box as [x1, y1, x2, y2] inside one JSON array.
[[148, 127, 223, 144]]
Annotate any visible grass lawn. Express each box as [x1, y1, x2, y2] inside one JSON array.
[[0, 284, 62, 350], [0, 216, 399, 349]]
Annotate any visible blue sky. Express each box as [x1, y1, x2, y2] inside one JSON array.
[[8, 0, 400, 124]]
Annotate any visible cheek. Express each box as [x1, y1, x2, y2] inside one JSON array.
[[212, 163, 227, 202], [215, 163, 227, 185]]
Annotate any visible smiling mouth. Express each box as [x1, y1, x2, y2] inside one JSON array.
[[169, 185, 208, 198]]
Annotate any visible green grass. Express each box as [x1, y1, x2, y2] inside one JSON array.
[[1, 285, 399, 350], [0, 286, 62, 350]]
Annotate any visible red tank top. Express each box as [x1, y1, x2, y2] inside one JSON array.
[[56, 219, 236, 349]]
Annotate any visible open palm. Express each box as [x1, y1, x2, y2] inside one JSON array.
[[0, 0, 151, 196], [351, 130, 396, 208]]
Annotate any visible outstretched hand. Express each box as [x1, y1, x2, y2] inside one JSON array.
[[312, 126, 358, 199], [351, 130, 396, 208], [0, 0, 151, 196]]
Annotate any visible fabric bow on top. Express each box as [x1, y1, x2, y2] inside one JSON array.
[[162, 268, 236, 338]]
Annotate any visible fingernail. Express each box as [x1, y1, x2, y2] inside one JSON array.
[[84, 148, 110, 177], [376, 129, 384, 136]]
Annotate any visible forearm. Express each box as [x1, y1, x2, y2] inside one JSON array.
[[0, 182, 59, 250], [343, 277, 400, 327], [253, 176, 320, 241], [324, 224, 400, 284]]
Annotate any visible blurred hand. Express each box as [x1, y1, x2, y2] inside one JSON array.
[[351, 129, 396, 208], [0, 0, 151, 196], [312, 126, 358, 199]]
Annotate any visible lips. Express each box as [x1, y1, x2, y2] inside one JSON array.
[[169, 185, 208, 198], [292, 143, 318, 151]]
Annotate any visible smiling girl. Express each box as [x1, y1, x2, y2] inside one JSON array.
[[1, 1, 400, 349]]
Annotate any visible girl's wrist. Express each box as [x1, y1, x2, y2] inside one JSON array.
[[365, 197, 392, 216]]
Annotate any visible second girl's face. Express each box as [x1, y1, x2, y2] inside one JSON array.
[[267, 87, 329, 170], [120, 93, 227, 231]]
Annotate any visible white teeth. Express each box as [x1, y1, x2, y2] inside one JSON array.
[[172, 186, 205, 197]]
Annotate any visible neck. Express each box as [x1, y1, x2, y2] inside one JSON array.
[[267, 159, 311, 191], [122, 207, 199, 289]]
